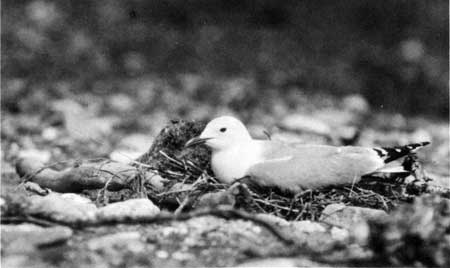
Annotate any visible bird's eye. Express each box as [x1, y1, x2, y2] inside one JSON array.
[[220, 127, 227, 133]]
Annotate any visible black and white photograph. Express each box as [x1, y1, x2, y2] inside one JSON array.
[[1, 0, 449, 267]]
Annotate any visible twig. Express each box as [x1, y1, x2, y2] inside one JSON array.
[[1, 215, 59, 227], [5, 206, 296, 246]]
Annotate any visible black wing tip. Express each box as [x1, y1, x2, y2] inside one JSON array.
[[405, 141, 431, 150], [374, 141, 430, 163]]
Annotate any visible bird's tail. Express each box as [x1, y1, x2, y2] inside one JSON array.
[[369, 142, 430, 174], [373, 141, 430, 164]]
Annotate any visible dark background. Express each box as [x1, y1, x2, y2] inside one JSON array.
[[2, 0, 449, 118]]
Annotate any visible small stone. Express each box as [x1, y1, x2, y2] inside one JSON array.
[[400, 39, 425, 62], [1, 224, 73, 253], [145, 174, 168, 192], [96, 198, 160, 221], [238, 257, 329, 267], [117, 134, 153, 151], [172, 251, 194, 261], [108, 94, 135, 112], [426, 173, 450, 189], [25, 193, 97, 223], [330, 226, 349, 242], [87, 232, 142, 251], [410, 128, 432, 144], [156, 250, 169, 259], [0, 197, 6, 214], [255, 214, 290, 227], [196, 190, 235, 208], [18, 149, 51, 163], [60, 193, 94, 205], [42, 127, 59, 141], [351, 221, 371, 245], [320, 203, 388, 229], [342, 94, 369, 114], [280, 114, 331, 136], [290, 220, 327, 233], [109, 150, 144, 164]]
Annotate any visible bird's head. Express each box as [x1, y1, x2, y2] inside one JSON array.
[[185, 116, 252, 151]]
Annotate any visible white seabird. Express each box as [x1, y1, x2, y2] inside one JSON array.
[[185, 116, 429, 192]]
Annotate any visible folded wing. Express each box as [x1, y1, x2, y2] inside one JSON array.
[[247, 142, 384, 191]]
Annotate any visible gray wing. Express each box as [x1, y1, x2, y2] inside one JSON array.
[[247, 142, 384, 191]]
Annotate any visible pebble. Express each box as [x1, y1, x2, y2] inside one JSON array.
[[26, 193, 97, 223], [96, 198, 160, 221], [109, 150, 143, 164], [1, 224, 73, 253], [18, 149, 51, 163], [330, 226, 349, 242], [108, 94, 135, 112], [290, 220, 327, 233], [342, 94, 369, 114], [41, 127, 59, 141], [280, 114, 331, 136], [156, 250, 169, 259], [255, 214, 290, 227], [87, 232, 142, 251], [319, 203, 388, 229], [238, 257, 330, 267]]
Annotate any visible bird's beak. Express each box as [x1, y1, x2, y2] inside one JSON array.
[[184, 137, 211, 148]]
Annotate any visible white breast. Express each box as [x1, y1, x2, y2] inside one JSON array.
[[211, 141, 263, 183]]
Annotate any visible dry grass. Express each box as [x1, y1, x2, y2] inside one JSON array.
[[144, 151, 433, 221]]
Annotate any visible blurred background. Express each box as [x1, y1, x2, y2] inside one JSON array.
[[2, 0, 448, 117], [1, 0, 449, 135]]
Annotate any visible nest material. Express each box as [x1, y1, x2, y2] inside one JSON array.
[[136, 119, 434, 220], [135, 119, 211, 179]]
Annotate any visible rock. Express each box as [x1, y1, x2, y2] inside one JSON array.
[[290, 220, 327, 233], [60, 193, 95, 204], [238, 257, 329, 267], [196, 183, 252, 209], [24, 181, 48, 195], [280, 114, 331, 136], [25, 193, 97, 223], [107, 94, 136, 112], [111, 134, 154, 163], [319, 203, 388, 229], [410, 128, 432, 144], [368, 194, 450, 267], [255, 214, 290, 227], [52, 99, 119, 141], [342, 94, 369, 114], [196, 190, 236, 208], [17, 149, 51, 163], [155, 250, 170, 259], [426, 173, 450, 189], [86, 231, 150, 267], [96, 198, 160, 221], [1, 224, 73, 253], [41, 127, 59, 141], [144, 174, 168, 192], [313, 109, 359, 127], [350, 221, 371, 246], [109, 150, 144, 164], [118, 134, 154, 151], [87, 231, 143, 251], [330, 226, 349, 242], [0, 197, 6, 214]]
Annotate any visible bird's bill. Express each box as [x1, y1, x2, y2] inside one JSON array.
[[184, 137, 211, 148]]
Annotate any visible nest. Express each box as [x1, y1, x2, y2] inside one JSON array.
[[142, 149, 431, 221], [133, 119, 436, 221]]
